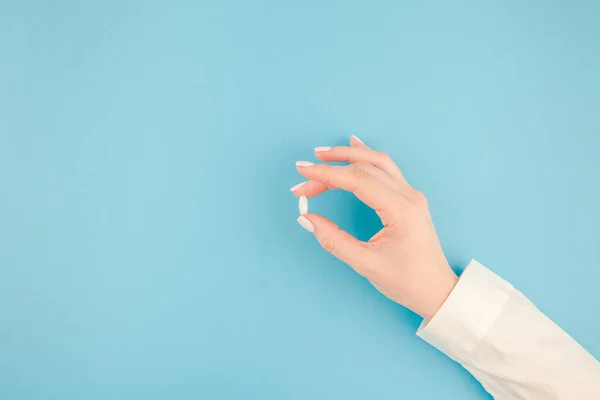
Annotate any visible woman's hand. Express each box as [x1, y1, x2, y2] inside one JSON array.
[[291, 136, 458, 320]]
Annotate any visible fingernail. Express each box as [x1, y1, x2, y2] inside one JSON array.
[[314, 146, 332, 152], [297, 216, 314, 233], [296, 161, 314, 167], [290, 181, 306, 192], [351, 134, 364, 144]]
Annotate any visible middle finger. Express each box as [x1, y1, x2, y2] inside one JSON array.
[[314, 146, 407, 185]]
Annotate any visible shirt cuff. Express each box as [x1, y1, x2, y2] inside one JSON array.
[[417, 259, 514, 363]]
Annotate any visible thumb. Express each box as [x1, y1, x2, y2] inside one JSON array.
[[297, 214, 370, 275]]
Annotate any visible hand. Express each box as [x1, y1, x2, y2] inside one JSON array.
[[291, 136, 458, 320]]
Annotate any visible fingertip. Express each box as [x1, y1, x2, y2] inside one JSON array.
[[299, 213, 335, 236], [296, 162, 329, 183], [297, 215, 314, 233], [350, 134, 363, 144], [301, 213, 329, 229], [350, 134, 370, 149], [291, 181, 328, 197], [290, 181, 307, 192], [305, 214, 352, 240], [314, 150, 333, 162], [296, 161, 315, 168]]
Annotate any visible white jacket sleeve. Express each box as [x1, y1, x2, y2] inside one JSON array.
[[417, 260, 600, 399]]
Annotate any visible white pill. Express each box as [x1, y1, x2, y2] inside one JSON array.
[[299, 195, 308, 215]]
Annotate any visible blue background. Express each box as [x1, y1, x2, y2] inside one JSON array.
[[1, 1, 599, 399]]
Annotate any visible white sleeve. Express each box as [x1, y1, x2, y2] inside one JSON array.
[[417, 260, 600, 399]]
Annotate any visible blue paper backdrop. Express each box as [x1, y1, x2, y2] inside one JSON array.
[[1, 1, 599, 399]]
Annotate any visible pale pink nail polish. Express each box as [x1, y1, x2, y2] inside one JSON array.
[[290, 181, 307, 192], [314, 146, 332, 152], [351, 134, 364, 144], [296, 161, 314, 167], [297, 216, 314, 232]]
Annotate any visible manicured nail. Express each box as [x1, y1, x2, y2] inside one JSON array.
[[290, 181, 307, 192], [351, 134, 364, 144], [314, 146, 332, 152], [296, 161, 314, 167], [297, 216, 314, 232]]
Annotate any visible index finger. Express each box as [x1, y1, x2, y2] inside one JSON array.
[[296, 161, 398, 221]]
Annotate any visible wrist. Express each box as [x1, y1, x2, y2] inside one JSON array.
[[421, 271, 458, 320]]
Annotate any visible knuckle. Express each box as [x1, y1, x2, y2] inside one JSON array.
[[352, 160, 370, 169], [320, 235, 336, 254], [350, 163, 370, 181], [316, 166, 335, 188], [323, 176, 334, 188], [409, 189, 428, 207], [377, 151, 392, 163]]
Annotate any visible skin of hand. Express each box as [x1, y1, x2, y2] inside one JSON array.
[[291, 136, 458, 320]]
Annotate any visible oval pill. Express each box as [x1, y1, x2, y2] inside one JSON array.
[[299, 195, 308, 215]]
